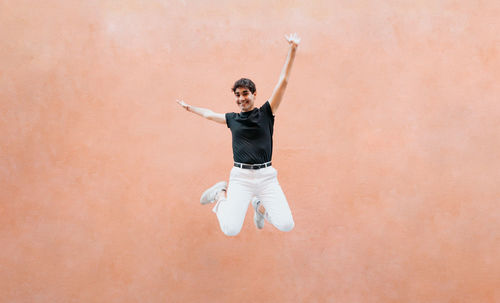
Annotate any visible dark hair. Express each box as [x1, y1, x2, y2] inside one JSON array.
[[231, 78, 256, 94]]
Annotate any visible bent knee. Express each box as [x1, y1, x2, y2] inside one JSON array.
[[221, 225, 242, 237], [276, 220, 295, 232]]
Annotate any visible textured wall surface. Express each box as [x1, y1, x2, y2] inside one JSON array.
[[1, 1, 499, 302]]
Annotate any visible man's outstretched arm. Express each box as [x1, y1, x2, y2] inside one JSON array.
[[176, 100, 226, 124], [269, 33, 301, 115]]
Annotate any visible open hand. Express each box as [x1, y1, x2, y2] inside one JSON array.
[[285, 33, 301, 47]]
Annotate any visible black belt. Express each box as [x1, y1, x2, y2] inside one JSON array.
[[234, 161, 272, 169]]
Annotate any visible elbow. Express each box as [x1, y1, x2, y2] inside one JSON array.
[[202, 111, 212, 119], [280, 77, 289, 88]]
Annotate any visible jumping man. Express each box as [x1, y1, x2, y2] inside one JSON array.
[[177, 33, 300, 236]]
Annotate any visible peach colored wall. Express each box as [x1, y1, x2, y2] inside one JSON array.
[[1, 1, 499, 302]]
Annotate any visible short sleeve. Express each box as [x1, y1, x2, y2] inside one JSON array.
[[225, 112, 235, 128], [261, 101, 274, 118]]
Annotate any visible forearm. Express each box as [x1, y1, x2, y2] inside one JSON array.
[[186, 104, 214, 119], [177, 100, 226, 124], [279, 45, 297, 83]]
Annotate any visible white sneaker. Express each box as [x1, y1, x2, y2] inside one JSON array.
[[200, 181, 227, 205], [252, 197, 265, 229]]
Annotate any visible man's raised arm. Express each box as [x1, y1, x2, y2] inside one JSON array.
[[269, 33, 301, 115], [176, 100, 226, 124]]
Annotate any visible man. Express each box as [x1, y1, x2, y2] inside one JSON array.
[[177, 33, 300, 236]]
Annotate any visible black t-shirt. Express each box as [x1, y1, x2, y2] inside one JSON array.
[[225, 101, 274, 164]]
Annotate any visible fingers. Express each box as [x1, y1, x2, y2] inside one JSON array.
[[176, 99, 188, 109], [285, 33, 301, 45]]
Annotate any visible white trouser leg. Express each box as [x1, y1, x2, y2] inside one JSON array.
[[212, 167, 253, 236], [256, 167, 294, 232]]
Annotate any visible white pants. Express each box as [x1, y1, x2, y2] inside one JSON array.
[[212, 166, 294, 236]]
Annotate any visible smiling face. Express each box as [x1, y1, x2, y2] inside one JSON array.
[[234, 86, 256, 112]]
